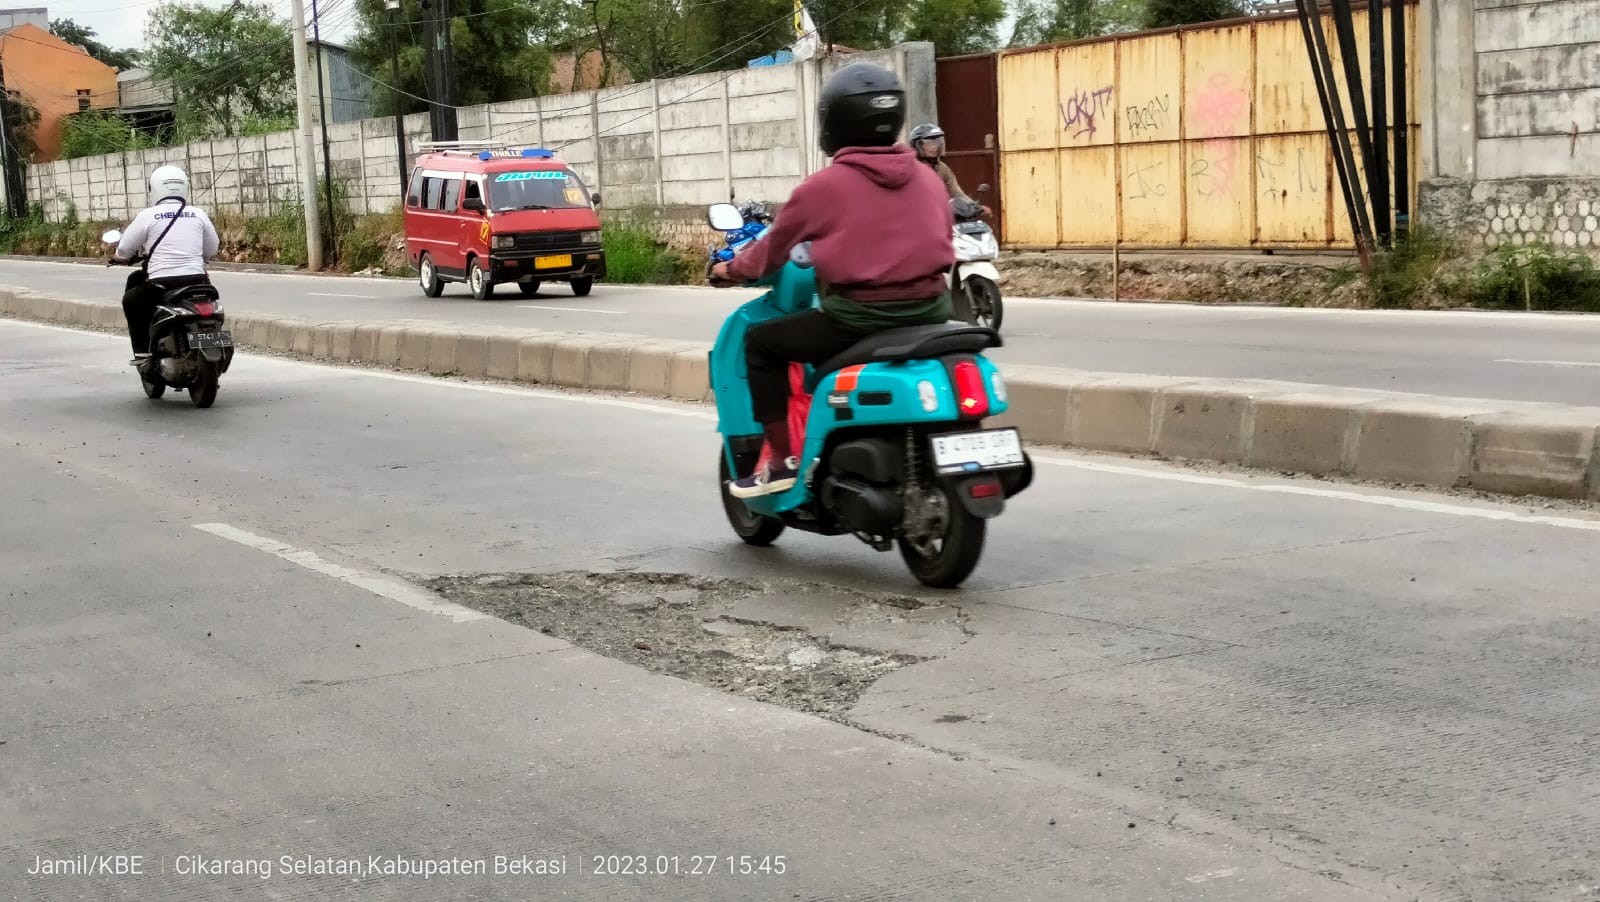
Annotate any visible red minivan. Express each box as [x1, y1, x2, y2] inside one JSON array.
[[403, 143, 606, 299]]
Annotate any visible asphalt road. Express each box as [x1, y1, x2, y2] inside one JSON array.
[[6, 257, 1600, 405], [4, 319, 1597, 901]]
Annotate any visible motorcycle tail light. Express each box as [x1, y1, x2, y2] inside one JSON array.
[[952, 359, 989, 418], [193, 302, 214, 317]]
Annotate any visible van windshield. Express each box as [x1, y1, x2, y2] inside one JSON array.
[[487, 169, 592, 213]]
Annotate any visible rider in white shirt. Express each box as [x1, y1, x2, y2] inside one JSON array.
[[114, 165, 220, 366]]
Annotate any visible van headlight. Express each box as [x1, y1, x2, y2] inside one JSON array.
[[582, 230, 601, 244], [493, 234, 515, 249]]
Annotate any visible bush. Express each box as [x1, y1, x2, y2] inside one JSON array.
[[601, 218, 699, 285], [1362, 226, 1463, 309], [1464, 242, 1600, 313]]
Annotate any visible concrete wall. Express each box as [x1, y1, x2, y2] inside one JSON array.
[[1420, 0, 1600, 251], [25, 44, 934, 223]]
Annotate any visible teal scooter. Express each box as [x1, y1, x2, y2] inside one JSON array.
[[706, 202, 1033, 588]]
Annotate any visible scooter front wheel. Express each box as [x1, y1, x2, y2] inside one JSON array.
[[963, 275, 1004, 333], [719, 452, 786, 546]]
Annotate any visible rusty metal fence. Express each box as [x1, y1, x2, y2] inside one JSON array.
[[995, 4, 1420, 250]]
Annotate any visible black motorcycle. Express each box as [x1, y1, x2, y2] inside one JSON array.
[[102, 227, 233, 408]]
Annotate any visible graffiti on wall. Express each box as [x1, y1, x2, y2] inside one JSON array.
[[1256, 147, 1320, 199], [1189, 73, 1251, 201], [1126, 94, 1173, 138], [1061, 86, 1114, 140]]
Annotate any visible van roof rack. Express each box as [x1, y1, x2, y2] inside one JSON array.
[[414, 140, 557, 161]]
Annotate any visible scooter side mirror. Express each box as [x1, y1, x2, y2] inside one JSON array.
[[707, 203, 745, 231], [101, 229, 122, 245]]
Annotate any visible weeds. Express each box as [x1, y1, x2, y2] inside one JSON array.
[[1464, 242, 1600, 313], [601, 217, 699, 285]]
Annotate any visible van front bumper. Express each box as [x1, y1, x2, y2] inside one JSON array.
[[489, 247, 606, 282]]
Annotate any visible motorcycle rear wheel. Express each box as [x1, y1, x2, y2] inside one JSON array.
[[898, 486, 986, 588], [190, 359, 219, 408]]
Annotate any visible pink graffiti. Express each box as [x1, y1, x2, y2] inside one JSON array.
[[1060, 86, 1114, 140], [1190, 74, 1249, 200]]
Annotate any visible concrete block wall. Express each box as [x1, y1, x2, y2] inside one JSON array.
[[26, 44, 934, 226], [1420, 0, 1600, 253]]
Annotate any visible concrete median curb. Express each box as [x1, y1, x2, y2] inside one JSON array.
[[6, 287, 1598, 502]]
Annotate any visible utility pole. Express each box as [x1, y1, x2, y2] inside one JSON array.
[[0, 62, 27, 220], [386, 0, 407, 197], [289, 0, 324, 271], [311, 0, 337, 263], [420, 0, 457, 141]]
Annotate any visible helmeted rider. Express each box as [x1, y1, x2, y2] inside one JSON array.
[[909, 123, 991, 217], [710, 62, 956, 498], [114, 164, 220, 368]]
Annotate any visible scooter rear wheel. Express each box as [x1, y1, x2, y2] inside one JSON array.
[[898, 486, 986, 588], [190, 359, 219, 408], [140, 370, 165, 399], [719, 452, 786, 546]]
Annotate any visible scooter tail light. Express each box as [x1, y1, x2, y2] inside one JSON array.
[[192, 302, 214, 317], [952, 359, 989, 418]]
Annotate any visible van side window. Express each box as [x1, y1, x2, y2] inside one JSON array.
[[406, 171, 423, 207], [443, 177, 462, 212], [424, 177, 444, 211], [464, 180, 481, 202]]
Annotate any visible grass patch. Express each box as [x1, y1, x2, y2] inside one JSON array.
[[1363, 226, 1463, 309], [601, 218, 700, 285], [1464, 242, 1600, 312]]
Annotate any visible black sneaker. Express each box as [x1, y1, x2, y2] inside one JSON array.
[[728, 456, 800, 499]]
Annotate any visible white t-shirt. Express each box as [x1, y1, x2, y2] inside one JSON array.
[[115, 199, 220, 279]]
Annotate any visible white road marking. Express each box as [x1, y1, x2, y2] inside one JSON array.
[[7, 317, 1599, 532], [1495, 358, 1600, 369], [519, 304, 624, 315], [193, 523, 490, 623], [1035, 457, 1600, 532], [308, 291, 377, 299], [1185, 867, 1239, 884]]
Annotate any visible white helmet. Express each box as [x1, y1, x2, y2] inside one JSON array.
[[148, 164, 190, 205]]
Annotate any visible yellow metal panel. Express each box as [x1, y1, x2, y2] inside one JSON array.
[[1185, 138, 1254, 245], [1002, 150, 1060, 246], [1256, 133, 1331, 244], [1184, 24, 1254, 141], [1119, 143, 1182, 245], [1058, 147, 1117, 244], [1255, 18, 1320, 135], [1057, 41, 1117, 147], [1117, 34, 1182, 144], [999, 49, 1061, 152], [1322, 9, 1418, 132], [1330, 127, 1421, 246]]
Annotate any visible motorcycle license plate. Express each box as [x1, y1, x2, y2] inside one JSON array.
[[930, 428, 1024, 475], [957, 221, 990, 235], [188, 331, 233, 350], [534, 254, 573, 270]]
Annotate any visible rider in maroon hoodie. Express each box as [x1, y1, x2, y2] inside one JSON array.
[[712, 62, 955, 498]]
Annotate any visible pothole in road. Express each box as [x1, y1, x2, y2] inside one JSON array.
[[424, 570, 970, 721]]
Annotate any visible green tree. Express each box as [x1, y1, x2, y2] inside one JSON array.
[[59, 111, 157, 159], [144, 1, 297, 138], [347, 0, 561, 116], [902, 0, 1004, 55], [681, 0, 791, 72], [1007, 0, 1142, 46], [48, 18, 142, 70], [3, 92, 42, 162], [1140, 0, 1245, 29]]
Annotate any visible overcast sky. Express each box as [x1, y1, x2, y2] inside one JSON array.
[[46, 0, 358, 54]]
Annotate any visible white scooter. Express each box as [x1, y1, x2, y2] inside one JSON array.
[[948, 187, 1002, 332]]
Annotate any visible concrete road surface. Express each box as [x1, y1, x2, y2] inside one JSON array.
[[5, 257, 1600, 405], [3, 319, 1598, 901]]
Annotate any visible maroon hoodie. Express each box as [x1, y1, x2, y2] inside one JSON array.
[[725, 145, 954, 302]]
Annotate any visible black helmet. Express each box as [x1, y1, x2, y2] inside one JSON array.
[[817, 62, 906, 156]]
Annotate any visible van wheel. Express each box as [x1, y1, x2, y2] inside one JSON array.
[[418, 253, 443, 298], [469, 257, 495, 300], [518, 280, 541, 297], [570, 277, 593, 297]]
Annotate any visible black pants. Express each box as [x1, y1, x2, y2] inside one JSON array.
[[123, 273, 211, 354], [744, 310, 876, 424]]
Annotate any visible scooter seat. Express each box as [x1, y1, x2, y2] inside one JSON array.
[[805, 322, 1001, 393], [157, 282, 220, 305]]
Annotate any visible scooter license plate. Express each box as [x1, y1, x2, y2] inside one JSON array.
[[956, 221, 990, 235], [188, 331, 233, 350], [534, 254, 573, 270], [930, 428, 1024, 474]]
